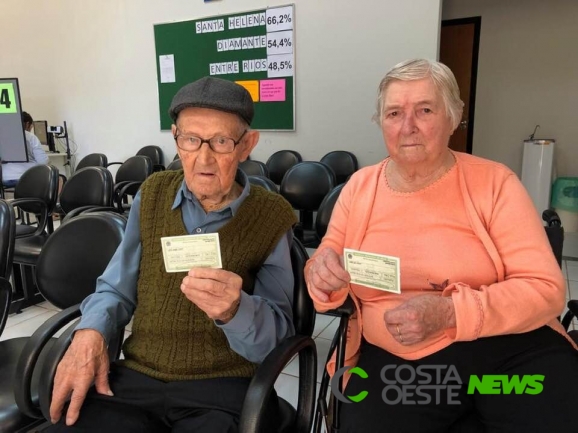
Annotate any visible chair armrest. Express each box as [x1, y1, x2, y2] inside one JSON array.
[[115, 181, 143, 197], [542, 209, 562, 227], [10, 197, 50, 237], [153, 164, 165, 172], [0, 277, 12, 335], [14, 305, 82, 419], [106, 162, 123, 168], [240, 335, 317, 433], [317, 294, 355, 319], [293, 223, 304, 243], [113, 181, 142, 211], [36, 324, 126, 421], [37, 319, 80, 421], [562, 300, 578, 330], [62, 205, 120, 224]]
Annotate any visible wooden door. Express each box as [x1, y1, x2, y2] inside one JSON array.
[[440, 17, 481, 154]]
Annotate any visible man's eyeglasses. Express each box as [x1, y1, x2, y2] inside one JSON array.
[[173, 130, 247, 154]]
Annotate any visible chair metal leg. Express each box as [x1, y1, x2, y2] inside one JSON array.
[[331, 314, 349, 432], [314, 312, 351, 433], [9, 264, 26, 314], [10, 264, 44, 313], [315, 332, 338, 432]]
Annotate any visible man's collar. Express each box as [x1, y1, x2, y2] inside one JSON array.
[[171, 168, 250, 215]]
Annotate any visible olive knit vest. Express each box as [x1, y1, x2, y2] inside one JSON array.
[[120, 170, 296, 381]]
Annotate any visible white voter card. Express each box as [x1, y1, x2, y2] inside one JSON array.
[[161, 233, 222, 273], [343, 248, 400, 294]]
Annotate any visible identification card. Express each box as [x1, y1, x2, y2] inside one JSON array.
[[343, 248, 400, 294], [161, 233, 222, 273]]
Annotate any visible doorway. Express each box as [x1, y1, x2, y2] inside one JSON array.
[[440, 16, 481, 154]]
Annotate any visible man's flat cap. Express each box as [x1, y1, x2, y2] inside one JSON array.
[[169, 77, 254, 125]]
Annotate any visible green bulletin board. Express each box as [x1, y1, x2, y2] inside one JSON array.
[[154, 4, 295, 131]]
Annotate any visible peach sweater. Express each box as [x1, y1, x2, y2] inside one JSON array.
[[309, 152, 573, 381]]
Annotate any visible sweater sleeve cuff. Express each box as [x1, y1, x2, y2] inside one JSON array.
[[442, 283, 483, 341]]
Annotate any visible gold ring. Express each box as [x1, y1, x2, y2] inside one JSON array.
[[396, 324, 403, 343]]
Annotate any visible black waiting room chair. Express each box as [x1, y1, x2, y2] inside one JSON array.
[[111, 155, 153, 214], [0, 199, 15, 282], [313, 183, 345, 244], [240, 160, 269, 178], [280, 162, 335, 248], [266, 150, 302, 185], [1, 212, 128, 432], [56, 167, 114, 218], [320, 151, 358, 185], [107, 146, 165, 173], [56, 153, 109, 188], [0, 199, 49, 433], [75, 153, 108, 171], [12, 167, 114, 314], [166, 159, 183, 171], [11, 165, 60, 238], [247, 175, 279, 194], [9, 165, 59, 314], [136, 146, 165, 172]]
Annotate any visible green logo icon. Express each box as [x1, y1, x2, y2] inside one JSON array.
[[330, 366, 369, 403]]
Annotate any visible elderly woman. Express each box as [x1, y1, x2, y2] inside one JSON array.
[[306, 59, 578, 432]]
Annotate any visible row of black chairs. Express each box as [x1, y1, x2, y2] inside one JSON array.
[[240, 150, 358, 186], [245, 160, 346, 248], [74, 145, 165, 174], [7, 155, 156, 315], [239, 150, 357, 249]]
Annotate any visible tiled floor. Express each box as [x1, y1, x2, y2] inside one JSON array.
[[2, 260, 577, 413]]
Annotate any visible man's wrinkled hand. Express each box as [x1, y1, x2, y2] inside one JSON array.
[[50, 329, 112, 426], [181, 268, 242, 323]]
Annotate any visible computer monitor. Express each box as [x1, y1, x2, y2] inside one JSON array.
[[33, 120, 48, 146]]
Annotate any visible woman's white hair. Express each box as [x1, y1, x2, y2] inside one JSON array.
[[374, 59, 464, 130]]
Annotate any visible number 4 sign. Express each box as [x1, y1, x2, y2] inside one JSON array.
[[0, 83, 17, 114]]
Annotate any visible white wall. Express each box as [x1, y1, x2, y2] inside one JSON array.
[[0, 0, 441, 169], [443, 0, 578, 177]]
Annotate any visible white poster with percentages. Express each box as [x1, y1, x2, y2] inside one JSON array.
[[266, 5, 294, 79], [267, 54, 294, 78], [266, 30, 293, 55], [265, 5, 293, 32]]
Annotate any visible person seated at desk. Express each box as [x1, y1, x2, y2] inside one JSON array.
[[305, 58, 578, 432], [47, 77, 297, 433], [1, 111, 49, 188]]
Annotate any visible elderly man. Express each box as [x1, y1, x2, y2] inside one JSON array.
[[47, 77, 297, 432]]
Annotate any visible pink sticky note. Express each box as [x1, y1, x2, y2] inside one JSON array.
[[260, 79, 286, 102]]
